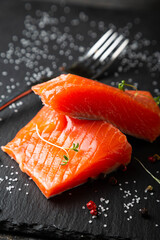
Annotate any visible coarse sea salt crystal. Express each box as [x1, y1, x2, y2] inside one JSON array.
[[0, 178, 4, 183], [100, 197, 105, 202]]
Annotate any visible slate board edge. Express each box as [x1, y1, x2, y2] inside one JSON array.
[[0, 220, 132, 240]]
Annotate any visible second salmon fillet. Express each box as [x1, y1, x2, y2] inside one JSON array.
[[32, 74, 160, 142], [2, 106, 132, 198]]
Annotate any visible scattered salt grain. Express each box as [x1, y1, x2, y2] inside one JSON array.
[[100, 197, 105, 202], [0, 178, 4, 183], [2, 71, 7, 76]]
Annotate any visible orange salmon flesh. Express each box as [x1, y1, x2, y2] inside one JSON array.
[[32, 74, 160, 142], [2, 106, 132, 198]]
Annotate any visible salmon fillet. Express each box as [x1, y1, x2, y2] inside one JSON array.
[[32, 74, 160, 142], [2, 106, 132, 198]]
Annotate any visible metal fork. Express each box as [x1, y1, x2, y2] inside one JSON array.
[[65, 29, 129, 79]]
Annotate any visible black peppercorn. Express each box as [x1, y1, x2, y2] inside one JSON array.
[[139, 208, 148, 218], [109, 176, 118, 185]]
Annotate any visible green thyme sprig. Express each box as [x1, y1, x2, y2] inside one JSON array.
[[135, 157, 160, 185], [154, 96, 160, 105], [36, 125, 79, 166], [60, 143, 79, 166], [118, 80, 137, 91], [118, 80, 160, 105]]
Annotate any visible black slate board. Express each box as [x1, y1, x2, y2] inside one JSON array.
[[0, 1, 160, 239]]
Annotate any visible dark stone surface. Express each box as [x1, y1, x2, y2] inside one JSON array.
[[0, 1, 160, 240]]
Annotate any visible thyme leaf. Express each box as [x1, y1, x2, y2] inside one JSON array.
[[118, 80, 137, 91], [154, 96, 160, 105], [69, 142, 79, 152], [118, 81, 160, 106]]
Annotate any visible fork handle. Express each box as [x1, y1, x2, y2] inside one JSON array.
[[0, 89, 32, 111]]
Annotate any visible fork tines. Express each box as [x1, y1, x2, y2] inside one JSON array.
[[65, 29, 129, 79]]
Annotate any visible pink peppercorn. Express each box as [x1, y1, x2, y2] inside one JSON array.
[[86, 200, 97, 210], [148, 156, 156, 163], [90, 209, 98, 216]]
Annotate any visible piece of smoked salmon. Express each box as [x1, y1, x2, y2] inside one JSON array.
[[32, 74, 160, 142], [2, 106, 131, 198]]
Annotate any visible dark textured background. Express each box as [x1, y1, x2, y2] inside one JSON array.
[[0, 0, 160, 239]]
